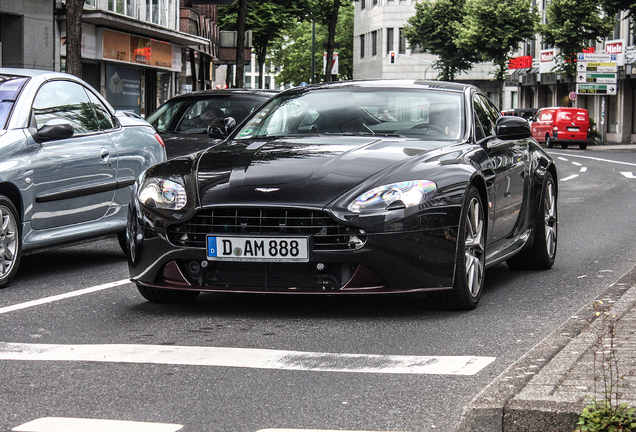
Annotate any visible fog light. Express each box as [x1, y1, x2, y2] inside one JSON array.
[[316, 263, 325, 271]]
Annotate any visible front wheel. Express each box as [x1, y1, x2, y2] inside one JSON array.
[[137, 284, 201, 303], [436, 186, 485, 310], [0, 196, 21, 289], [507, 172, 557, 270], [546, 135, 555, 148]]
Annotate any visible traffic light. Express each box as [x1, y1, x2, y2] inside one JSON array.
[[390, 51, 395, 64]]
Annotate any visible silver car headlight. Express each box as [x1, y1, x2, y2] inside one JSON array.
[[348, 180, 437, 213], [138, 178, 187, 210]]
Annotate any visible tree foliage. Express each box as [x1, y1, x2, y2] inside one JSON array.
[[538, 0, 615, 80], [218, 0, 306, 88], [403, 0, 477, 81], [455, 0, 538, 81], [269, 2, 353, 86]]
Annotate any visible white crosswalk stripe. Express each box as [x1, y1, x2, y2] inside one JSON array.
[[11, 417, 182, 432], [0, 342, 495, 375]]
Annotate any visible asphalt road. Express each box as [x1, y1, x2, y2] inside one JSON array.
[[1, 147, 636, 432]]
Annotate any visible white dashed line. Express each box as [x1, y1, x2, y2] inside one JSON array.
[[12, 417, 182, 432], [560, 174, 579, 182], [557, 156, 569, 161], [580, 167, 587, 172], [571, 162, 582, 166], [621, 171, 636, 179], [0, 342, 495, 375], [0, 279, 130, 315]]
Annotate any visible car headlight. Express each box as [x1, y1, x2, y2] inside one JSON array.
[[348, 180, 437, 213], [138, 178, 187, 210]]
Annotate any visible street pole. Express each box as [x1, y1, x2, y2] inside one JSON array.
[[311, 22, 316, 84]]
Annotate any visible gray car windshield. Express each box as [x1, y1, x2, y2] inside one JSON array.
[[234, 88, 464, 141], [0, 75, 28, 130]]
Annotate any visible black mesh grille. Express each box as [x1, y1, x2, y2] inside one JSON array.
[[167, 208, 366, 251]]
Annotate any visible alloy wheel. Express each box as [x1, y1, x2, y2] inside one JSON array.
[[0, 204, 18, 278], [543, 179, 557, 259], [464, 196, 485, 296]]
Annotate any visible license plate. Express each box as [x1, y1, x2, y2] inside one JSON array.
[[207, 236, 309, 262], [567, 127, 579, 132]]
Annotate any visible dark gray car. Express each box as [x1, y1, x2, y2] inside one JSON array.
[[0, 68, 166, 288]]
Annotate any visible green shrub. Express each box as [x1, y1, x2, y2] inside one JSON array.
[[577, 401, 636, 432]]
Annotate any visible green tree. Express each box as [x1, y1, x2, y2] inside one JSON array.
[[538, 0, 616, 87], [456, 0, 538, 82], [269, 3, 353, 86], [601, 0, 636, 25], [403, 0, 478, 81], [218, 0, 306, 88], [310, 0, 343, 82]]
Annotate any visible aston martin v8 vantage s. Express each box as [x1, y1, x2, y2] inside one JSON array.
[[127, 80, 558, 310]]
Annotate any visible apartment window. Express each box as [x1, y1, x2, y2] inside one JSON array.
[[360, 34, 365, 59], [371, 31, 378, 56], [109, 0, 136, 18], [361, 0, 365, 9], [398, 28, 406, 54], [386, 28, 394, 54], [372, 0, 378, 6], [245, 76, 251, 87]]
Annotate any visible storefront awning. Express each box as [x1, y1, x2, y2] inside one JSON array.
[[65, 10, 210, 47]]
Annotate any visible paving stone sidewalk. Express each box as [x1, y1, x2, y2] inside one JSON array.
[[457, 267, 636, 432]]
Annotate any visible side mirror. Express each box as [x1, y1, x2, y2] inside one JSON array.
[[208, 116, 237, 138], [495, 116, 531, 139], [34, 123, 74, 143]]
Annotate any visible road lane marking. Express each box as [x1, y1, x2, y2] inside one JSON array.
[[621, 171, 636, 179], [12, 417, 182, 432], [0, 342, 495, 375], [580, 167, 587, 172], [257, 430, 406, 432], [572, 162, 582, 166], [560, 174, 579, 182], [0, 279, 130, 315], [550, 152, 636, 167]]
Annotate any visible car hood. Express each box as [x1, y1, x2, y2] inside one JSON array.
[[197, 136, 448, 208]]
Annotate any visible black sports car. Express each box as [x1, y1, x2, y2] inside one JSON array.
[[127, 80, 558, 310]]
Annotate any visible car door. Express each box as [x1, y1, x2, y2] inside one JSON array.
[[29, 79, 118, 230], [474, 94, 528, 244]]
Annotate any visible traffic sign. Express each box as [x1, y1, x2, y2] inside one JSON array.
[[576, 84, 617, 95], [576, 73, 617, 83], [577, 62, 617, 73], [577, 53, 618, 62]]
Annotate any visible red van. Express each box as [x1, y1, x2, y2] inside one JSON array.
[[531, 107, 591, 149]]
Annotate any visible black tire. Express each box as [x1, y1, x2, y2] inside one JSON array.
[[116, 230, 127, 255], [137, 284, 200, 303], [546, 135, 554, 148], [579, 142, 588, 150], [507, 172, 557, 270], [0, 195, 21, 289], [436, 186, 485, 310], [560, 142, 568, 149]]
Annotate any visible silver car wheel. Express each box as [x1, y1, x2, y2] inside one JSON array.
[[0, 204, 18, 278], [543, 178, 557, 259], [464, 196, 485, 296]]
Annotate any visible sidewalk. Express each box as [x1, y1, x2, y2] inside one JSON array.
[[456, 264, 636, 432]]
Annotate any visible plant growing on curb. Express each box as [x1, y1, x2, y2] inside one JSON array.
[[576, 300, 636, 432]]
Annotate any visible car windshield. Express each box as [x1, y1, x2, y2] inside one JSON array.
[[148, 95, 270, 134], [0, 75, 29, 130], [234, 87, 464, 141]]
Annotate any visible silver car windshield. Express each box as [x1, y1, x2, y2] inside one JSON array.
[[234, 88, 464, 141], [0, 75, 28, 130]]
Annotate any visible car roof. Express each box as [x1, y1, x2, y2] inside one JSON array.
[[0, 68, 71, 80], [281, 79, 474, 93], [168, 88, 278, 100]]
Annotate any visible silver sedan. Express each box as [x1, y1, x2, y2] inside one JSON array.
[[0, 68, 166, 288]]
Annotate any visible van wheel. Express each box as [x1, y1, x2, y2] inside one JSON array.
[[579, 142, 588, 150], [0, 195, 21, 289], [546, 135, 554, 148], [560, 142, 568, 149]]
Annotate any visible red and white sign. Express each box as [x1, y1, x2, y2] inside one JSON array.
[[509, 55, 532, 70], [605, 39, 625, 66], [540, 49, 556, 73], [323, 52, 339, 75]]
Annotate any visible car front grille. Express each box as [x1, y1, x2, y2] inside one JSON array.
[[167, 208, 366, 251]]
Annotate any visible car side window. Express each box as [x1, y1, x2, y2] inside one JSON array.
[[32, 80, 100, 135], [474, 110, 486, 141], [477, 95, 499, 135], [85, 89, 115, 130], [473, 96, 495, 138]]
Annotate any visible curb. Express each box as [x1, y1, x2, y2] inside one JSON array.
[[455, 263, 636, 432]]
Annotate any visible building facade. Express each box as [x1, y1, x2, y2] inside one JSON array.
[[1, 0, 217, 117], [353, 0, 636, 144]]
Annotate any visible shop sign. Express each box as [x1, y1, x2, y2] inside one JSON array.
[[103, 29, 131, 62], [508, 55, 532, 70], [101, 29, 175, 70], [540, 49, 556, 73], [605, 39, 626, 66]]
